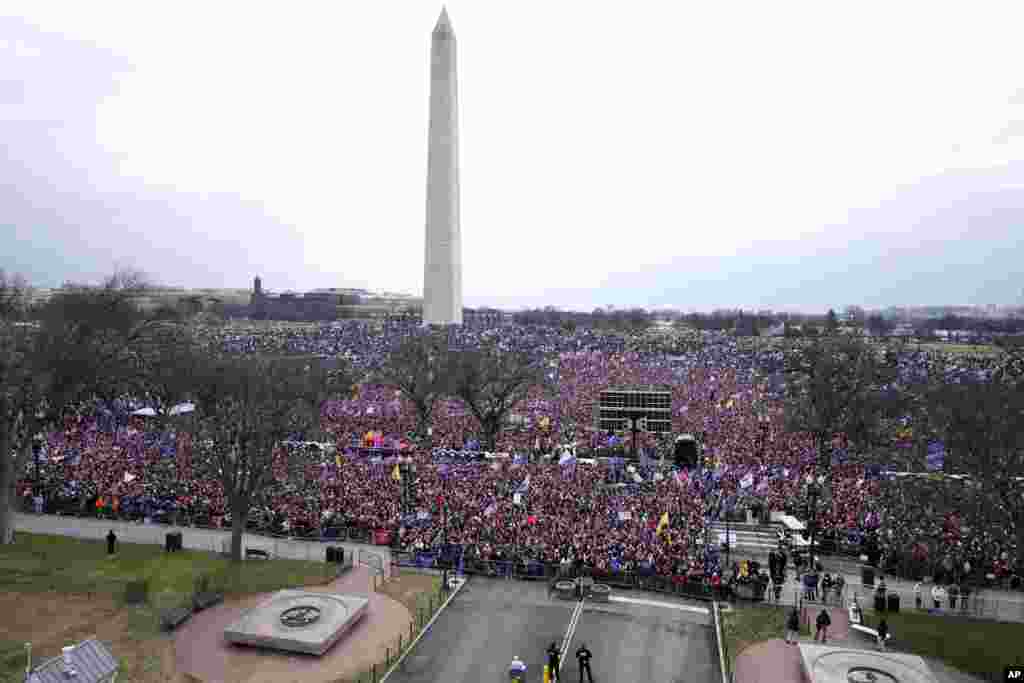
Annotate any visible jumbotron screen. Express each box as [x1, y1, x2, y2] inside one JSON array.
[[597, 389, 672, 434]]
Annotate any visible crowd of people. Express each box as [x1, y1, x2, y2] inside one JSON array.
[[15, 321, 1022, 589]]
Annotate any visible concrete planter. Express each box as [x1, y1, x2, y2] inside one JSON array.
[[554, 581, 576, 600], [590, 584, 611, 602]]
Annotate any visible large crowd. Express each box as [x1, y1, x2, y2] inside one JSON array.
[[16, 321, 1022, 588]]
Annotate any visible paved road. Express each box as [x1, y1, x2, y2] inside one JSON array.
[[12, 511, 392, 578], [386, 577, 721, 683]]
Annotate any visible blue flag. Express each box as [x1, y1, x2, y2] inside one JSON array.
[[926, 441, 945, 472]]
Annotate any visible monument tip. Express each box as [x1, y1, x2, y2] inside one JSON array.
[[434, 6, 453, 34]]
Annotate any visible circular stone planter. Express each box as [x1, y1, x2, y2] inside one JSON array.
[[590, 584, 611, 603], [554, 581, 576, 600]]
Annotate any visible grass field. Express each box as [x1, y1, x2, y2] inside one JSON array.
[[876, 610, 1024, 681], [0, 532, 341, 683]]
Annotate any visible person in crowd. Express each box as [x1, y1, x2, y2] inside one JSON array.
[[932, 583, 947, 609]]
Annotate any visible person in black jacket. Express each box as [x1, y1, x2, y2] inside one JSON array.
[[546, 641, 561, 681], [785, 608, 800, 644], [575, 643, 594, 683], [815, 608, 831, 643]]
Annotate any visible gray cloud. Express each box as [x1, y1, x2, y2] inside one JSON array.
[[2, 18, 308, 291]]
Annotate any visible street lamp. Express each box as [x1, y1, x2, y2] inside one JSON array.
[[804, 474, 823, 571]]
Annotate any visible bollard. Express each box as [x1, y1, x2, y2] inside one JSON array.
[[410, 621, 414, 642], [398, 633, 403, 654], [372, 664, 376, 682], [386, 647, 390, 667], [429, 595, 434, 614]]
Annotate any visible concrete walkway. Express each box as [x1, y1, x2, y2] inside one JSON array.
[[775, 565, 1024, 624], [12, 511, 392, 578]]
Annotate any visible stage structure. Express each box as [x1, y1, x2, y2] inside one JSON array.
[[596, 389, 673, 435]]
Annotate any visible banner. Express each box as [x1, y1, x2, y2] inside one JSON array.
[[926, 441, 945, 471]]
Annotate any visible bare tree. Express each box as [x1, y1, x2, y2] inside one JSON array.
[[0, 268, 170, 543], [447, 343, 549, 451], [373, 332, 449, 447], [184, 355, 350, 561], [924, 370, 1024, 559], [0, 270, 34, 320]]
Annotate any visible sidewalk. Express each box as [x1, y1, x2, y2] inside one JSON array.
[[12, 511, 393, 578], [733, 606, 849, 683], [776, 565, 1024, 624]]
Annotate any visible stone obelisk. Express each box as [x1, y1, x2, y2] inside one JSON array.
[[423, 6, 463, 326]]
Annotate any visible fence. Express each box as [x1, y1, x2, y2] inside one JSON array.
[[744, 572, 1024, 626], [390, 550, 719, 602]]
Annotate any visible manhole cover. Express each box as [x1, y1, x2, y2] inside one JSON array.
[[280, 605, 322, 627]]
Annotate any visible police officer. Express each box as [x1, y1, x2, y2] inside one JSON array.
[[575, 643, 594, 683], [546, 641, 561, 681]]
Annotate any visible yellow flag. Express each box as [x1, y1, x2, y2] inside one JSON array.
[[335, 455, 343, 468], [392, 464, 402, 482], [656, 511, 669, 536]]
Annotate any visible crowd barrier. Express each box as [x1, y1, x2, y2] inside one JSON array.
[[390, 550, 722, 601]]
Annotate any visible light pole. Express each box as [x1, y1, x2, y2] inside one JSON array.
[[804, 474, 823, 571]]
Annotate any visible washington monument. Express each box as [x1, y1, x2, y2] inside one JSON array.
[[422, 6, 463, 326]]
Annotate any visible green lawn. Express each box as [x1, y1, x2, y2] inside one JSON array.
[[0, 532, 337, 609], [872, 610, 1024, 681]]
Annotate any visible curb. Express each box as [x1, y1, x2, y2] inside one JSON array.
[[379, 576, 467, 682], [712, 601, 730, 683]]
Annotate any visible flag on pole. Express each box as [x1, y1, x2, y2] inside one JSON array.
[[392, 464, 402, 482], [740, 472, 754, 489], [656, 511, 669, 536]]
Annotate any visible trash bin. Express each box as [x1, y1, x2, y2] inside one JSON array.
[[861, 565, 875, 587], [165, 532, 182, 552], [326, 546, 337, 563], [874, 594, 886, 612], [887, 593, 900, 613]]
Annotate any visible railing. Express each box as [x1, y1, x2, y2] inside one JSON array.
[[390, 550, 723, 601]]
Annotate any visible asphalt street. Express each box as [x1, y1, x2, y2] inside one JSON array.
[[385, 577, 722, 683]]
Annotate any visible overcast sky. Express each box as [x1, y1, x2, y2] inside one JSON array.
[[3, 2, 1023, 312]]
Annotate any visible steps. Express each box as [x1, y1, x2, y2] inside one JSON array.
[[707, 521, 780, 560]]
